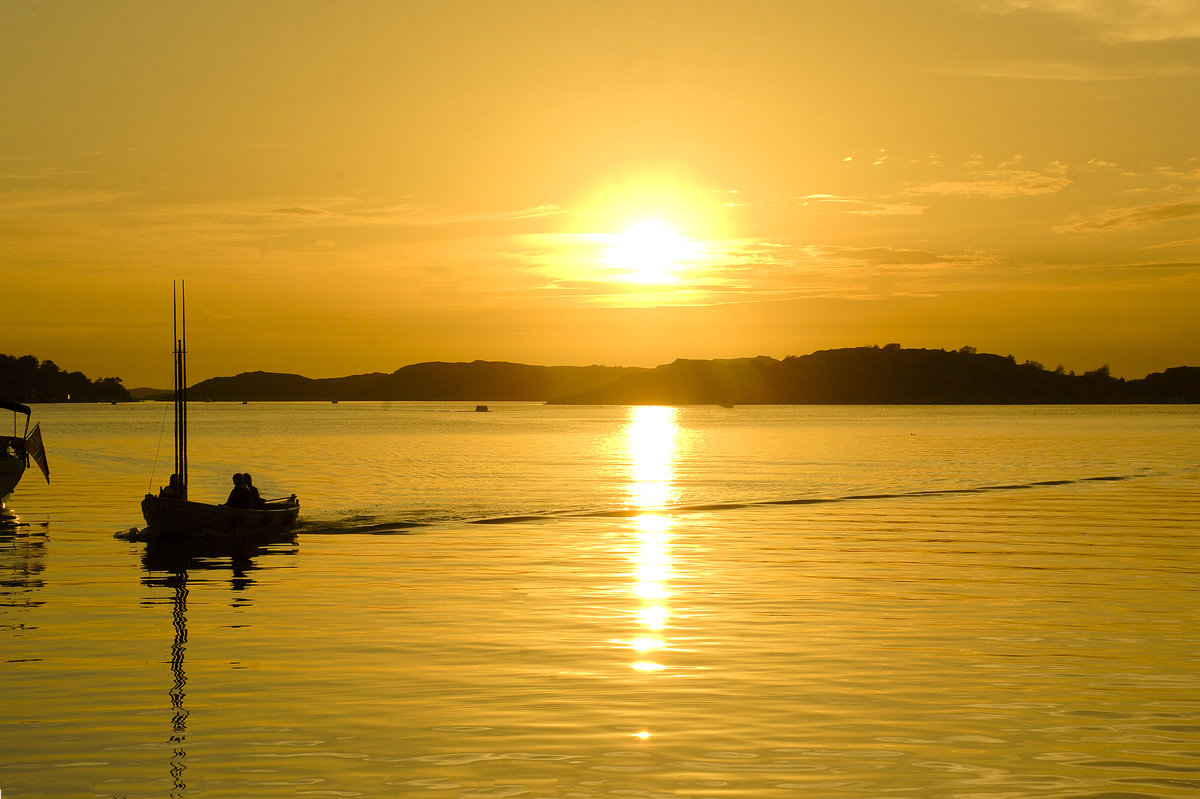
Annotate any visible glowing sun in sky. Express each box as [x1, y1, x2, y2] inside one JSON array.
[[607, 220, 695, 285]]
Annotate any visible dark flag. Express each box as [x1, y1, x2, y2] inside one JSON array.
[[25, 423, 49, 483]]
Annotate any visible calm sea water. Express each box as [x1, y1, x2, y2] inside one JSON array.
[[1, 402, 1197, 798]]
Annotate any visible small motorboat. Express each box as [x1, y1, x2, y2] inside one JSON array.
[[133, 282, 299, 542], [139, 493, 299, 540]]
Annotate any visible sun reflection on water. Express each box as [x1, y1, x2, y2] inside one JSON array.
[[621, 407, 682, 678], [630, 513, 673, 673], [625, 406, 680, 510]]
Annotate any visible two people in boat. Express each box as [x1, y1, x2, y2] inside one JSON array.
[[225, 472, 266, 509], [157, 471, 266, 508]]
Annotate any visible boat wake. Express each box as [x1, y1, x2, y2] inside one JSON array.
[[295, 472, 1147, 534], [295, 518, 431, 536]]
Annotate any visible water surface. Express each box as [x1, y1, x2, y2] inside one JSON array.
[[2, 403, 1197, 798]]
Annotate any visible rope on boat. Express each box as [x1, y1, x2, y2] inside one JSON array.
[[148, 399, 172, 494]]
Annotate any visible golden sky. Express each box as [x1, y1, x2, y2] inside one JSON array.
[[3, 0, 1198, 387]]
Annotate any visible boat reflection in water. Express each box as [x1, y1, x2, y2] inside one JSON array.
[[139, 534, 298, 796], [0, 504, 25, 532], [1, 510, 47, 611]]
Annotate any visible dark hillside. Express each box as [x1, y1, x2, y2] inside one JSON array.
[[136, 348, 1200, 404], [771, 347, 1126, 404], [185, 361, 643, 402], [546, 346, 1190, 404], [1127, 366, 1200, 403], [540, 357, 780, 405]]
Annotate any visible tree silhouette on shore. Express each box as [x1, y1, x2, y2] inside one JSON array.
[[0, 354, 130, 402]]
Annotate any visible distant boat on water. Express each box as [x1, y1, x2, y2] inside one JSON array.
[[1, 400, 50, 501], [129, 283, 299, 542]]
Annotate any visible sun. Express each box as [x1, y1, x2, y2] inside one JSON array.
[[607, 220, 692, 285]]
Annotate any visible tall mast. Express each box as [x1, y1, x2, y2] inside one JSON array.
[[173, 283, 178, 483], [181, 280, 187, 498], [174, 281, 188, 499]]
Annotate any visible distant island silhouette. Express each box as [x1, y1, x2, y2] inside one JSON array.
[[173, 361, 644, 403], [545, 347, 1200, 405], [5, 346, 1198, 404], [155, 346, 1200, 405]]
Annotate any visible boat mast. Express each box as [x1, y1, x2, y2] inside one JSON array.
[[174, 281, 188, 500]]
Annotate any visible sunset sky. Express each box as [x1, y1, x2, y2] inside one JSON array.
[[4, 0, 1198, 388]]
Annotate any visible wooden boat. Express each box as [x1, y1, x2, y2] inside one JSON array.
[[135, 283, 299, 540], [140, 493, 299, 538], [1, 400, 49, 500]]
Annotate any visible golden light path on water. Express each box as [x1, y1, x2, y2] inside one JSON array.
[[619, 406, 682, 742], [625, 405, 680, 510]]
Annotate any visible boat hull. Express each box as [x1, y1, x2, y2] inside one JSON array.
[[0, 455, 24, 500], [140, 494, 300, 540]]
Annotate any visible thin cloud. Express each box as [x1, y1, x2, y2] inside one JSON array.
[[1143, 237, 1200, 250], [799, 194, 927, 216], [843, 247, 969, 266], [0, 188, 137, 211], [271, 206, 331, 217], [265, 199, 565, 228], [1056, 200, 1200, 232], [946, 60, 1200, 81], [977, 0, 1200, 43], [907, 169, 1072, 199]]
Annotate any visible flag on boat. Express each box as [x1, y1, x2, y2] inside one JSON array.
[[25, 423, 49, 483]]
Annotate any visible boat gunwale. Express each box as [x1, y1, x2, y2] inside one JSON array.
[[140, 493, 300, 538]]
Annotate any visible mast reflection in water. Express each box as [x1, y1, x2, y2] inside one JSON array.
[[167, 569, 188, 795], [140, 536, 298, 796]]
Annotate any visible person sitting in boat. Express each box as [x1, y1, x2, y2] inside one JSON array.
[[242, 472, 266, 508], [225, 472, 255, 508], [158, 473, 184, 499], [1, 436, 23, 459]]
